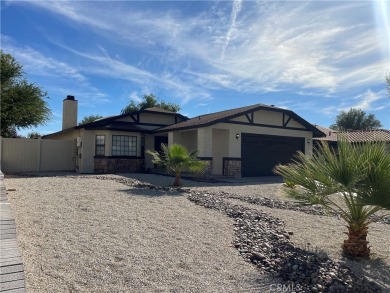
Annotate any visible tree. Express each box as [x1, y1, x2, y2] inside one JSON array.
[[27, 131, 42, 139], [146, 144, 208, 186], [121, 94, 180, 114], [79, 115, 103, 125], [1, 51, 51, 137], [329, 108, 382, 131], [274, 140, 390, 258], [386, 73, 390, 97]]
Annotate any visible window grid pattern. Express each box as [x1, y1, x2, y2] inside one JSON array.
[[112, 135, 137, 156], [95, 135, 105, 156]]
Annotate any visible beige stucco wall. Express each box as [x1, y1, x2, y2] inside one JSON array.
[[62, 99, 78, 130], [212, 129, 229, 175], [81, 130, 143, 173], [229, 110, 305, 129], [168, 131, 181, 146], [197, 128, 213, 157], [166, 109, 313, 177], [211, 122, 312, 158], [46, 129, 144, 173], [144, 134, 154, 170], [179, 130, 197, 152]]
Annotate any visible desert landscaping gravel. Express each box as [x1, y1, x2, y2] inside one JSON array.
[[4, 173, 390, 292]]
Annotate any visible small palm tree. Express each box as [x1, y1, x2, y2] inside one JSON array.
[[274, 139, 390, 258], [147, 144, 208, 186]]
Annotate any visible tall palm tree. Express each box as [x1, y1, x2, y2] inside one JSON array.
[[274, 139, 390, 258], [147, 144, 208, 186]]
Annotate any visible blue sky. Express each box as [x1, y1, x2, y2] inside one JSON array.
[[1, 0, 389, 136]]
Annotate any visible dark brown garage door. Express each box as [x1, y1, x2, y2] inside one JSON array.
[[241, 133, 305, 177]]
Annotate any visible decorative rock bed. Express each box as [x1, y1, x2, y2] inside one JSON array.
[[188, 191, 382, 293], [10, 173, 388, 292]]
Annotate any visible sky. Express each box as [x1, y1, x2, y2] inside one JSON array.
[[1, 0, 390, 136]]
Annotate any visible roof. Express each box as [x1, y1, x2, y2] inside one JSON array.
[[43, 107, 187, 138], [77, 107, 187, 129], [313, 126, 338, 141], [157, 103, 325, 137], [314, 126, 390, 142], [143, 107, 178, 114]]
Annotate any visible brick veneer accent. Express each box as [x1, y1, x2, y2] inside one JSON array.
[[94, 157, 144, 173], [223, 157, 241, 177]]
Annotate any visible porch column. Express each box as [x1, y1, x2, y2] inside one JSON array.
[[168, 131, 180, 147], [197, 128, 212, 157]]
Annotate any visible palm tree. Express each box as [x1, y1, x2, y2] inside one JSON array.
[[274, 139, 390, 258], [147, 144, 208, 186]]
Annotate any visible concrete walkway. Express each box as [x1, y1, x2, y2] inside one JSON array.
[[0, 173, 26, 293]]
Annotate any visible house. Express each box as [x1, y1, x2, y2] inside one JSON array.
[[43, 95, 325, 176], [313, 125, 390, 151]]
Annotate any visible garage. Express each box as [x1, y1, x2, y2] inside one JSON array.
[[241, 133, 305, 177]]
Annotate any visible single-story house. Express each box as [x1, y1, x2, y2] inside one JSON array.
[[313, 125, 390, 151], [43, 95, 325, 177]]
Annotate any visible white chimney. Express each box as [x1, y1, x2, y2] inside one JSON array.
[[62, 95, 78, 130]]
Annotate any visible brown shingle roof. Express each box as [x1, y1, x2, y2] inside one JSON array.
[[157, 103, 325, 137], [314, 126, 390, 142]]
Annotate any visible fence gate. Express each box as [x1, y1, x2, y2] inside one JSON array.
[[0, 138, 75, 173]]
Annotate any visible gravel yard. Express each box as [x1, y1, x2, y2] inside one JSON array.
[[4, 173, 390, 292]]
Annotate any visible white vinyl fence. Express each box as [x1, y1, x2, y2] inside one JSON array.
[[0, 138, 75, 172]]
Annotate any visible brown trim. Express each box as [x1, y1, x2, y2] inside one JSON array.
[[245, 113, 253, 124], [222, 157, 241, 161], [282, 113, 292, 127], [94, 155, 142, 159], [225, 120, 312, 132], [155, 104, 325, 137], [76, 108, 188, 130], [197, 157, 213, 160]]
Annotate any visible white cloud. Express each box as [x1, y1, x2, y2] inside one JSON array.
[[8, 1, 390, 101], [1, 35, 110, 105], [129, 92, 142, 103], [1, 35, 87, 83], [320, 89, 388, 115], [221, 0, 242, 60], [351, 89, 387, 111]]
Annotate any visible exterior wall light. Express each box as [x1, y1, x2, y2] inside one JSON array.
[[307, 138, 311, 143], [236, 134, 240, 140]]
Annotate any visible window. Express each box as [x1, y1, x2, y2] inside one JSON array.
[[112, 135, 137, 156], [95, 135, 105, 156]]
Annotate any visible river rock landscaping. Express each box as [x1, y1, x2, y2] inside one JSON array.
[[5, 173, 390, 292]]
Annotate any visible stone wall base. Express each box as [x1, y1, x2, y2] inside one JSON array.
[[223, 158, 241, 177], [94, 157, 144, 173]]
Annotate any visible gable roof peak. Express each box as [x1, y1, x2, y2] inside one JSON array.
[[157, 103, 324, 137]]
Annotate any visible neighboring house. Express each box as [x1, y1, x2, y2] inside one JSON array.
[[313, 125, 390, 150], [43, 95, 325, 176]]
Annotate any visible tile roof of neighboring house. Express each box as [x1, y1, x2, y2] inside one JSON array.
[[157, 103, 325, 137], [313, 126, 338, 141], [314, 126, 390, 142]]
